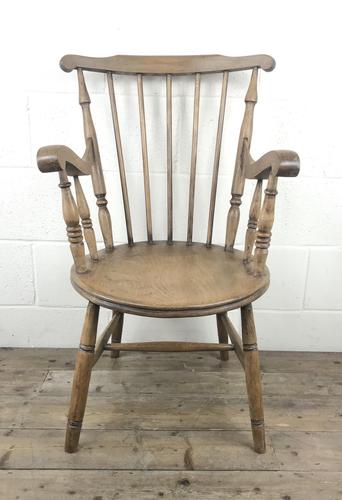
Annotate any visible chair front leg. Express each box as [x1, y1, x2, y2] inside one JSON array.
[[65, 301, 99, 453], [241, 303, 266, 453]]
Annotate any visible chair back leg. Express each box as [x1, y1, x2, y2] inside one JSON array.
[[111, 312, 124, 358], [216, 313, 229, 361]]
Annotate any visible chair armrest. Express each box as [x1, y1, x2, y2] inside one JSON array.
[[245, 150, 300, 180], [37, 143, 93, 177]]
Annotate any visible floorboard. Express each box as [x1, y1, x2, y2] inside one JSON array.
[[1, 348, 342, 499], [1, 470, 342, 500]]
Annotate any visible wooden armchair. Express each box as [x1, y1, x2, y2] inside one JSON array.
[[37, 54, 300, 455]]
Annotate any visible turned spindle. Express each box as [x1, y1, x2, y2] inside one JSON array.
[[77, 69, 114, 251], [74, 176, 98, 261], [59, 172, 87, 274], [225, 68, 258, 251], [244, 179, 263, 263], [253, 173, 278, 275]]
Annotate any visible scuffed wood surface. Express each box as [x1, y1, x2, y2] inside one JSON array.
[[2, 470, 342, 500], [1, 349, 342, 498], [2, 348, 341, 372], [1, 428, 342, 471]]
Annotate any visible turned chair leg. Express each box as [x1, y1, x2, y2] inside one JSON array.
[[65, 302, 99, 453], [241, 303, 266, 454], [216, 313, 229, 361], [111, 312, 124, 358]]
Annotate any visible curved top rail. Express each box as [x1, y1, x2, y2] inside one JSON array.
[[60, 54, 276, 75]]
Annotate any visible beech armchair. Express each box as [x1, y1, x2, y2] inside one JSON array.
[[37, 54, 300, 455]]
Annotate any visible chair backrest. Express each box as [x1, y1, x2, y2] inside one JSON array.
[[53, 54, 276, 271]]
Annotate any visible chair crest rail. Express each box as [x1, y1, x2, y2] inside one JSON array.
[[60, 54, 276, 75]]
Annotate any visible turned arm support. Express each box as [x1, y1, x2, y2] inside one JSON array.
[[244, 149, 300, 275], [36, 142, 97, 273], [37, 141, 93, 177], [245, 149, 300, 180]]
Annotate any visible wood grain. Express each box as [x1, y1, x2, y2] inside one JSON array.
[[253, 173, 278, 275], [187, 73, 201, 244], [2, 429, 342, 471], [2, 348, 340, 373], [110, 311, 124, 359], [207, 71, 229, 246], [3, 394, 342, 433], [65, 302, 99, 453], [1, 349, 341, 499], [59, 172, 87, 274], [39, 370, 342, 399], [1, 470, 341, 500], [241, 304, 265, 453], [71, 242, 269, 316], [107, 73, 133, 245], [93, 312, 121, 365], [166, 74, 173, 243], [77, 69, 114, 251], [74, 176, 98, 261], [60, 54, 276, 74], [216, 313, 229, 361], [225, 68, 258, 251], [243, 179, 262, 262], [220, 313, 244, 368], [104, 341, 234, 352], [137, 74, 153, 243]]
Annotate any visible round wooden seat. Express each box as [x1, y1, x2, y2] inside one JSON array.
[[71, 242, 269, 317]]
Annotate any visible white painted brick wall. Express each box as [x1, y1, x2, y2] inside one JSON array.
[[0, 0, 341, 350]]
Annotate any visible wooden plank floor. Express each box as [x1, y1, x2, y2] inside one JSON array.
[[1, 348, 342, 499]]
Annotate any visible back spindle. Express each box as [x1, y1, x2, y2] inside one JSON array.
[[166, 74, 173, 243], [206, 71, 229, 246], [107, 73, 134, 245], [225, 68, 258, 251], [77, 69, 114, 251], [74, 176, 98, 261], [137, 74, 153, 243], [244, 179, 262, 263], [187, 73, 201, 244]]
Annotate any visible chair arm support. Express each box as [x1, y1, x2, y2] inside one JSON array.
[[37, 143, 93, 177], [243, 150, 299, 275], [245, 150, 300, 180], [37, 143, 95, 274]]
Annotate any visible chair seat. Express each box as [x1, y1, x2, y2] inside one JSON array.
[[71, 241, 269, 317]]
